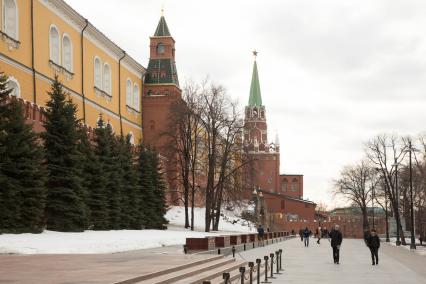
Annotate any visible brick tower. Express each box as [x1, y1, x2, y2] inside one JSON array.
[[243, 52, 281, 195], [142, 12, 182, 204]]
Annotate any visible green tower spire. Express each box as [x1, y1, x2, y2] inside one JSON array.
[[154, 14, 171, 37], [248, 53, 262, 107]]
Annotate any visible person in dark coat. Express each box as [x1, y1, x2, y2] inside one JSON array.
[[299, 228, 304, 241], [367, 229, 380, 265], [329, 225, 343, 264], [303, 227, 311, 247], [257, 225, 265, 246]]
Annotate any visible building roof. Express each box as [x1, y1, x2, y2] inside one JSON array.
[[261, 190, 316, 205], [248, 60, 262, 107], [154, 15, 171, 37]]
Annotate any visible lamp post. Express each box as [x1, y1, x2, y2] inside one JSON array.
[[393, 159, 401, 246], [407, 141, 416, 250], [252, 187, 264, 227]]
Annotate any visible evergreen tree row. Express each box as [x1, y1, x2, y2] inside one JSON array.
[[0, 73, 168, 233]]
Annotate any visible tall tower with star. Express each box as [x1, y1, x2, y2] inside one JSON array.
[[243, 51, 281, 194]]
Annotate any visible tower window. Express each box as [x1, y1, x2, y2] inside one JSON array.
[[156, 43, 165, 54], [3, 0, 18, 40]]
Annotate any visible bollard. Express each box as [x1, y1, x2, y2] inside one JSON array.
[[248, 262, 254, 284], [223, 272, 230, 284], [183, 244, 187, 254], [244, 243, 246, 251], [279, 249, 283, 271], [239, 266, 246, 284], [256, 258, 261, 284], [269, 253, 275, 279], [232, 246, 236, 258], [253, 242, 255, 249], [275, 251, 281, 274], [218, 248, 221, 255], [262, 256, 271, 283]]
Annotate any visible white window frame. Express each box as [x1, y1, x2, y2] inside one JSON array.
[[102, 62, 111, 95], [133, 83, 139, 111], [6, 76, 20, 98], [3, 0, 19, 40], [125, 78, 132, 107], [94, 56, 102, 89], [49, 25, 60, 64], [61, 33, 73, 72]]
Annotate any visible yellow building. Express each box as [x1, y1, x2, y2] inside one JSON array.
[[0, 0, 145, 143]]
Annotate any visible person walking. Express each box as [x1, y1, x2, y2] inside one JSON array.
[[299, 228, 303, 242], [317, 226, 322, 244], [303, 227, 311, 247], [367, 229, 380, 265], [329, 225, 343, 264], [257, 224, 265, 247]]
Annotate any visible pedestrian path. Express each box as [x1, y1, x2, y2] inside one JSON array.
[[236, 237, 426, 284]]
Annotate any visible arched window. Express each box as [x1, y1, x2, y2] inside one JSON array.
[[156, 43, 165, 54], [62, 34, 72, 71], [94, 57, 102, 88], [128, 131, 135, 145], [125, 79, 132, 106], [133, 83, 139, 111], [103, 63, 111, 94], [281, 178, 288, 192], [3, 0, 18, 40], [49, 25, 60, 64], [7, 77, 20, 98]]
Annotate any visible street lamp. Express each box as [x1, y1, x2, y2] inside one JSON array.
[[407, 141, 417, 250], [252, 187, 264, 227], [392, 159, 401, 246]]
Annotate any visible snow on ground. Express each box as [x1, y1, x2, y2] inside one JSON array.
[[166, 206, 255, 233], [383, 237, 426, 257], [0, 206, 255, 254]]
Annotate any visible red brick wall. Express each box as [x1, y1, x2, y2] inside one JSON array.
[[279, 175, 303, 199]]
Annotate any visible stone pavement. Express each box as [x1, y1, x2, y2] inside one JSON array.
[[0, 245, 211, 284], [236, 237, 426, 284]]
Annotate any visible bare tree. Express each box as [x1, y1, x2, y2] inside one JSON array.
[[164, 81, 203, 229], [366, 134, 408, 245], [333, 160, 379, 231]]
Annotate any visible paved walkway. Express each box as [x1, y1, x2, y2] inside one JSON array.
[[0, 245, 209, 284], [237, 237, 426, 284]]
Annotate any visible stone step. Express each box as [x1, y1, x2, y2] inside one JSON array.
[[115, 255, 224, 284], [173, 259, 247, 284], [135, 257, 237, 284]]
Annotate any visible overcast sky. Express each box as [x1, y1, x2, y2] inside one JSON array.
[[66, 0, 426, 208]]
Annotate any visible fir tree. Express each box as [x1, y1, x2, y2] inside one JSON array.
[[78, 127, 107, 230], [136, 144, 157, 228], [116, 135, 139, 229], [94, 117, 123, 229], [149, 148, 169, 229], [42, 76, 85, 232], [0, 72, 47, 233]]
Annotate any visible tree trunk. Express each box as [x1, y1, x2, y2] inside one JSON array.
[[361, 207, 370, 232]]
